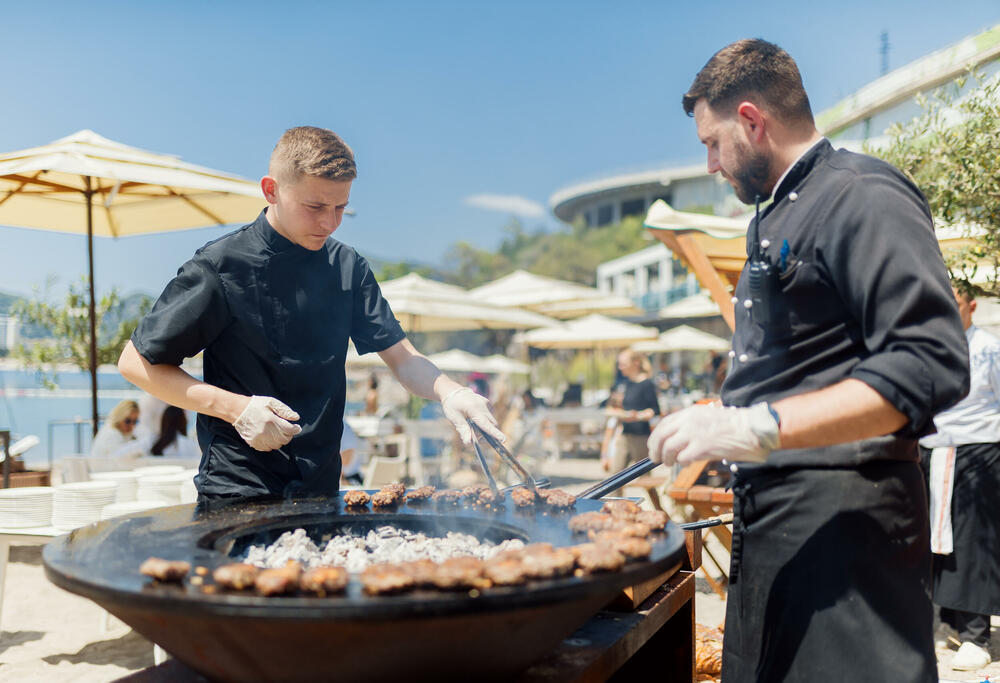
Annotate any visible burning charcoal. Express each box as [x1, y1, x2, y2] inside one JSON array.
[[140, 557, 191, 582], [399, 559, 438, 587], [300, 566, 349, 595], [601, 500, 642, 520], [483, 555, 529, 586], [591, 531, 653, 560], [510, 486, 537, 508], [633, 510, 669, 530], [212, 563, 260, 590], [538, 489, 576, 510], [406, 485, 436, 503], [568, 512, 617, 534], [255, 561, 302, 596], [432, 489, 462, 506], [342, 490, 371, 508], [431, 556, 488, 590], [571, 543, 626, 573], [360, 563, 416, 595], [520, 543, 576, 579]]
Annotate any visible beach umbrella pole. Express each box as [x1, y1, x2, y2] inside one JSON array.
[[85, 177, 98, 436]]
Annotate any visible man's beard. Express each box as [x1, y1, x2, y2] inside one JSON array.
[[730, 137, 772, 204]]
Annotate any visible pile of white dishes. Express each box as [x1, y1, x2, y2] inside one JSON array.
[[136, 471, 192, 504], [100, 500, 167, 520], [89, 471, 140, 503], [133, 465, 185, 477], [0, 487, 54, 528], [52, 481, 118, 530]]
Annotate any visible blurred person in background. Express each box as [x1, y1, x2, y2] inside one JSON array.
[[606, 350, 659, 472], [919, 286, 1000, 671], [148, 406, 201, 459], [91, 399, 145, 459], [363, 374, 379, 415]]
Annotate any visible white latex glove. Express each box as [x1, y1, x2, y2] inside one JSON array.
[[441, 387, 506, 447], [233, 396, 302, 452], [647, 402, 780, 466]]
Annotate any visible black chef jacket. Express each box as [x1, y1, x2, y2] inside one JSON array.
[[131, 210, 406, 499], [722, 139, 969, 467]]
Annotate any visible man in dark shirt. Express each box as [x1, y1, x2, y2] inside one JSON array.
[[647, 41, 968, 681], [119, 126, 503, 499]]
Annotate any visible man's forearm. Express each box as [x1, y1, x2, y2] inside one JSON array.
[[118, 341, 249, 423], [772, 378, 908, 450], [379, 339, 463, 401]]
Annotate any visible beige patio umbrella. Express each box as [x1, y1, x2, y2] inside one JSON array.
[[378, 272, 558, 332], [0, 130, 265, 432], [427, 349, 487, 373], [630, 324, 731, 353], [516, 314, 658, 350], [659, 292, 722, 319], [483, 354, 531, 375], [469, 270, 641, 319]]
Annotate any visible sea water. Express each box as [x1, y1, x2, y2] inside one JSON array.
[[0, 365, 364, 469], [0, 366, 142, 468]]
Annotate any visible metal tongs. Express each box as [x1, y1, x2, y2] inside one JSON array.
[[469, 421, 544, 496]]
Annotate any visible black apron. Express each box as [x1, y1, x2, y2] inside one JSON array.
[[722, 459, 936, 683], [919, 442, 1000, 615]]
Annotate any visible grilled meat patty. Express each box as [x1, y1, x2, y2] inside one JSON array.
[[510, 486, 538, 507], [255, 561, 302, 596], [432, 556, 488, 590], [406, 485, 436, 503], [538, 489, 577, 510], [300, 566, 349, 595], [139, 558, 191, 582], [212, 563, 260, 590], [591, 532, 653, 560], [342, 490, 371, 507], [360, 563, 416, 595], [572, 543, 626, 573]]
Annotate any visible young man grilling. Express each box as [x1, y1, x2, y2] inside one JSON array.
[[647, 40, 969, 681], [119, 126, 502, 499]]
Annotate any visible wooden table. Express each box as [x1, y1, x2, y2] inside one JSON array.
[[667, 461, 733, 599]]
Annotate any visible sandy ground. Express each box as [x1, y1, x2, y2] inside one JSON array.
[[2, 458, 997, 682]]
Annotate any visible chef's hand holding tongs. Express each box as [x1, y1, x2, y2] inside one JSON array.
[[441, 387, 506, 447], [647, 402, 781, 466]]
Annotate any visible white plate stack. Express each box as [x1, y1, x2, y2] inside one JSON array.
[[89, 471, 140, 503], [100, 500, 168, 520], [52, 481, 119, 530], [132, 465, 185, 477], [136, 472, 191, 504], [0, 487, 54, 528]]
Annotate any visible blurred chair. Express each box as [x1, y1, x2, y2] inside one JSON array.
[[362, 452, 408, 488]]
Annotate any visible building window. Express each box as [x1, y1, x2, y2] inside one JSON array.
[[596, 204, 613, 225], [621, 198, 646, 217]]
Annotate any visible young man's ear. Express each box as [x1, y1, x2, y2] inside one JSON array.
[[736, 101, 766, 143], [261, 176, 279, 203]]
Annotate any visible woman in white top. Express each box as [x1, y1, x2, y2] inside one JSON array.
[[91, 400, 145, 459], [148, 406, 201, 459]]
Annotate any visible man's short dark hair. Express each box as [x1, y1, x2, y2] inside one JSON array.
[[682, 39, 814, 126]]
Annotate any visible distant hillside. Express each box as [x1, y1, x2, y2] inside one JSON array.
[[0, 290, 21, 316]]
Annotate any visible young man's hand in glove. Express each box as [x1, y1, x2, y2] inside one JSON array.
[[233, 395, 302, 451], [441, 387, 506, 447], [647, 402, 780, 466]]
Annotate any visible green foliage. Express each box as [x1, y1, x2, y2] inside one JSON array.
[[530, 349, 616, 392], [876, 72, 1000, 296], [10, 277, 151, 388]]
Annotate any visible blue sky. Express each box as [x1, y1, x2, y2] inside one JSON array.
[[1, 1, 998, 300]]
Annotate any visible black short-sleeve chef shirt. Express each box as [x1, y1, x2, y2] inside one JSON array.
[[131, 210, 406, 499]]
